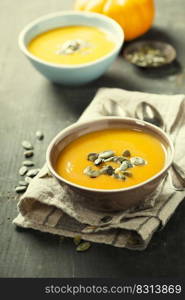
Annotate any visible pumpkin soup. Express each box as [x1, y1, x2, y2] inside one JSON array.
[[55, 129, 166, 190], [28, 26, 116, 65]]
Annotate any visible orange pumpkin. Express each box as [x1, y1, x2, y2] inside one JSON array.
[[74, 0, 155, 41]]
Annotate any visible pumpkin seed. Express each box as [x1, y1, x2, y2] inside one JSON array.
[[73, 235, 81, 245], [15, 186, 27, 193], [24, 150, 34, 158], [100, 165, 114, 176], [19, 166, 28, 176], [60, 236, 65, 242], [99, 150, 115, 159], [22, 141, 33, 150], [126, 160, 133, 168], [94, 157, 102, 166], [123, 171, 133, 177], [58, 39, 86, 55], [36, 130, 44, 140], [87, 153, 98, 162], [115, 160, 131, 173], [114, 173, 126, 180], [130, 157, 146, 166], [83, 166, 100, 178], [25, 176, 33, 184], [127, 45, 167, 67], [18, 180, 29, 186], [122, 150, 131, 157], [82, 225, 98, 233], [103, 156, 115, 163], [22, 160, 34, 167], [101, 216, 112, 223], [76, 241, 91, 252], [27, 168, 40, 177], [113, 156, 126, 164]]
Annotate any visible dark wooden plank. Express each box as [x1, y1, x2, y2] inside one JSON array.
[[0, 0, 185, 278]]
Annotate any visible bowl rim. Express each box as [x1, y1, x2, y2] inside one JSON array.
[[18, 10, 124, 69], [46, 116, 174, 193]]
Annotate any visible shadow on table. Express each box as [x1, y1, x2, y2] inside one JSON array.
[[134, 60, 182, 79], [49, 72, 141, 117]]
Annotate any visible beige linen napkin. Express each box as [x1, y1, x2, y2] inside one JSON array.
[[13, 88, 185, 250]]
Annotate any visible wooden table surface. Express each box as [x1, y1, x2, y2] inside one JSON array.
[[1, 0, 185, 278]]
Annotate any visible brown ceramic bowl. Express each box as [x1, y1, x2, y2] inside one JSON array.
[[46, 117, 174, 212]]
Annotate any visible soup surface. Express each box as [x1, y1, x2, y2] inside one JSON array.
[[55, 129, 166, 190], [28, 25, 116, 65]]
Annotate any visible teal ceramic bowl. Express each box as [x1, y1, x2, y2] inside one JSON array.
[[18, 11, 124, 85]]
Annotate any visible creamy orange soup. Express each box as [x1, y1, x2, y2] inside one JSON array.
[[28, 25, 115, 65], [55, 129, 166, 190]]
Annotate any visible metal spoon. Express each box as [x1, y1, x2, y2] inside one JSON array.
[[135, 101, 166, 130], [135, 101, 185, 191]]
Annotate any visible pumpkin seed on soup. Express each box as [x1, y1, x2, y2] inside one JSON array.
[[83, 149, 147, 182], [83, 166, 100, 178], [87, 153, 98, 162], [122, 150, 131, 157], [99, 150, 115, 159], [94, 157, 102, 166], [130, 157, 147, 166]]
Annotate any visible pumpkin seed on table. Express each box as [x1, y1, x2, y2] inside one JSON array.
[[21, 140, 33, 150], [22, 160, 34, 167], [19, 166, 28, 176], [27, 168, 40, 177], [24, 150, 34, 158], [18, 180, 29, 186], [76, 241, 91, 252], [15, 186, 27, 193], [36, 130, 44, 140], [73, 235, 81, 246], [25, 176, 33, 184]]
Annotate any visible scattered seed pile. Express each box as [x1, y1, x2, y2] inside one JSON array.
[[84, 150, 147, 181], [127, 45, 167, 67], [15, 131, 44, 193]]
